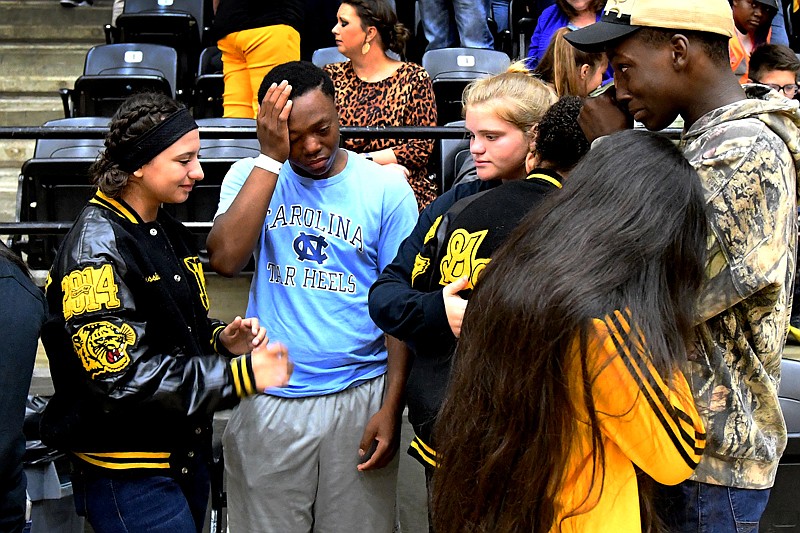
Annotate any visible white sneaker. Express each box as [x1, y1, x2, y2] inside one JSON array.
[[60, 0, 94, 7]]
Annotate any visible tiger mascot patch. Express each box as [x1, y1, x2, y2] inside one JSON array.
[[72, 321, 136, 377]]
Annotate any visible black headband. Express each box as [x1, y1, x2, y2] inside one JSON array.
[[113, 108, 198, 173]]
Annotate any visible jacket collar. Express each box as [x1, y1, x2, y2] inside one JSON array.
[[89, 190, 144, 224]]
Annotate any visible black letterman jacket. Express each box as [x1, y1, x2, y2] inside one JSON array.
[[405, 169, 563, 468], [40, 191, 257, 474]]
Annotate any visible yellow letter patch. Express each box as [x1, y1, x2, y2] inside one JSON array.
[[183, 256, 210, 311], [72, 321, 136, 377], [424, 216, 442, 244], [439, 229, 490, 288], [411, 253, 431, 286], [61, 264, 121, 320]]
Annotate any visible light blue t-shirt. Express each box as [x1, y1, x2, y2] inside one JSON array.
[[215, 151, 418, 397]]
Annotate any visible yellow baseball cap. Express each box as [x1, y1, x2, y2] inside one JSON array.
[[565, 0, 736, 52]]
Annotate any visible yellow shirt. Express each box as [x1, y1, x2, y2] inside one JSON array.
[[554, 310, 706, 532]]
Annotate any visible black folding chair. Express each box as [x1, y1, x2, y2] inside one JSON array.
[[196, 118, 260, 159], [14, 158, 94, 269], [193, 46, 224, 118], [34, 117, 109, 159], [114, 0, 206, 97], [60, 43, 177, 118], [311, 46, 348, 68], [432, 120, 470, 193], [421, 47, 511, 125]]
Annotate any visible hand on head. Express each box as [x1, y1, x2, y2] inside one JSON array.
[[257, 80, 293, 162]]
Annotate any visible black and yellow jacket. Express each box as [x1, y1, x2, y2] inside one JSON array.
[[40, 191, 257, 476], [406, 170, 562, 468], [552, 310, 705, 532]]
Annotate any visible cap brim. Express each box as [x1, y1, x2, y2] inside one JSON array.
[[564, 22, 641, 53], [754, 0, 779, 10]]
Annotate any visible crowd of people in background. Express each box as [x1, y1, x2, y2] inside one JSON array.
[[4, 0, 800, 531]]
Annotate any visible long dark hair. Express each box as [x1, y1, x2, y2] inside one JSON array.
[[430, 130, 707, 532]]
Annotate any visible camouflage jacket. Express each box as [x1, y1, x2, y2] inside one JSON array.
[[682, 86, 800, 489]]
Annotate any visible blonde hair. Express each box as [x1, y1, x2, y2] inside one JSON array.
[[535, 27, 607, 97], [462, 61, 557, 137]]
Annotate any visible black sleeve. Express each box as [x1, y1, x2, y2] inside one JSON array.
[[369, 181, 485, 344], [47, 226, 256, 420], [0, 268, 45, 531]]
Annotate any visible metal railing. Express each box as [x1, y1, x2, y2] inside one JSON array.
[[0, 125, 471, 141], [0, 124, 683, 239]]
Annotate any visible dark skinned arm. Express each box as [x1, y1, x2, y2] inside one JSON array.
[[357, 335, 411, 471], [207, 80, 293, 276]]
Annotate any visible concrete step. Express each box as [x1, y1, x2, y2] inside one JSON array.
[[0, 0, 111, 42], [0, 0, 111, 127], [0, 139, 34, 168], [0, 43, 87, 94], [0, 95, 65, 126], [0, 165, 20, 223]]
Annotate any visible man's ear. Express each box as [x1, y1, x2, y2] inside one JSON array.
[[132, 168, 143, 178], [670, 34, 690, 72]]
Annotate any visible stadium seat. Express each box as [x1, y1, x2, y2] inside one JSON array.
[[193, 46, 224, 118], [13, 117, 114, 267], [33, 117, 108, 159], [114, 0, 206, 97], [433, 120, 470, 193], [14, 158, 95, 269], [60, 43, 177, 118], [196, 118, 260, 159], [311, 47, 348, 68], [421, 47, 511, 125]]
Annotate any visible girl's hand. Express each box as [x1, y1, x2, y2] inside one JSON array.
[[443, 277, 470, 337], [251, 341, 293, 389], [220, 316, 268, 355]]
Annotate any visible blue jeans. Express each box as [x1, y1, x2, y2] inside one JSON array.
[[656, 480, 771, 533], [72, 462, 210, 533], [419, 0, 494, 50], [770, 2, 790, 47]]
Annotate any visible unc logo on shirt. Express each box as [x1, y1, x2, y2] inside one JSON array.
[[72, 321, 136, 377], [293, 232, 329, 265]]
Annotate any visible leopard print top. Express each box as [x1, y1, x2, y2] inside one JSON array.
[[324, 61, 438, 209]]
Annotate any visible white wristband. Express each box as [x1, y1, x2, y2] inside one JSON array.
[[253, 153, 283, 175]]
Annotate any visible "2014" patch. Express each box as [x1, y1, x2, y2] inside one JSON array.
[[61, 264, 121, 320]]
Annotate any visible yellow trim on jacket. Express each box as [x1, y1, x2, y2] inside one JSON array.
[[553, 310, 705, 532]]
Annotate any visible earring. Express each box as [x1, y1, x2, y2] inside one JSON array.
[[361, 41, 371, 55]]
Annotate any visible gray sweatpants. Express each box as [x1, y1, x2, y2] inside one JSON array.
[[223, 375, 399, 532]]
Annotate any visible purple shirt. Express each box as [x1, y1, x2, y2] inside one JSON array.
[[526, 4, 611, 82]]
